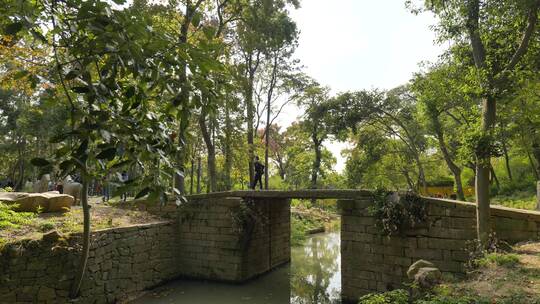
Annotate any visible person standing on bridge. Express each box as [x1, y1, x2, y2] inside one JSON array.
[[251, 156, 265, 190]]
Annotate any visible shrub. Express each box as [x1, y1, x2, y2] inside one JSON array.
[[369, 189, 427, 235], [358, 289, 409, 304], [476, 253, 520, 268], [39, 221, 56, 232], [416, 294, 486, 304]]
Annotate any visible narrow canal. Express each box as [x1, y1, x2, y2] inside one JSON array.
[[131, 231, 341, 304]]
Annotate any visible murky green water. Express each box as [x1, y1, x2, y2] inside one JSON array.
[[131, 231, 341, 304]]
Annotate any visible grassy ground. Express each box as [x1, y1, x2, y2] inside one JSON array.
[[441, 242, 540, 303], [359, 242, 540, 304], [491, 190, 538, 210], [0, 196, 163, 248]]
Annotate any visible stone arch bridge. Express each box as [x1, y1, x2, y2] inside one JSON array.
[[149, 189, 540, 303], [1, 189, 540, 303]]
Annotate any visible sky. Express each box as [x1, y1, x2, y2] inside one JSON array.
[[275, 0, 445, 172]]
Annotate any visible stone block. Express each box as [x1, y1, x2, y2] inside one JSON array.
[[383, 255, 412, 267], [427, 238, 467, 250], [427, 227, 476, 240], [370, 245, 404, 256], [451, 250, 469, 262], [405, 248, 442, 261]]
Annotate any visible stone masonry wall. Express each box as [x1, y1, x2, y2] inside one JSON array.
[[241, 198, 291, 279], [0, 196, 290, 304], [340, 196, 540, 303], [0, 222, 180, 304], [176, 197, 290, 282]]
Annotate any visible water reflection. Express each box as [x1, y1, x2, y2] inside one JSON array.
[[130, 232, 341, 304], [291, 232, 341, 304]]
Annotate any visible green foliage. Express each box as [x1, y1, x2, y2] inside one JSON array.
[[415, 294, 484, 304], [358, 288, 488, 304], [358, 289, 409, 304], [0, 202, 35, 229], [369, 189, 427, 235], [476, 253, 520, 268], [458, 129, 502, 165], [291, 216, 307, 246], [39, 221, 55, 232], [290, 201, 339, 246], [492, 191, 537, 210], [465, 232, 514, 269]]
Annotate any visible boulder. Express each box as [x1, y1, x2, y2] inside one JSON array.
[[414, 267, 442, 289], [0, 192, 73, 212], [407, 259, 436, 279], [42, 192, 73, 212]]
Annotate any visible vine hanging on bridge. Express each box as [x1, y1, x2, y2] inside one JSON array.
[[369, 189, 427, 236]]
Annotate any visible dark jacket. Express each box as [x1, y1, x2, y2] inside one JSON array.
[[254, 161, 265, 175]]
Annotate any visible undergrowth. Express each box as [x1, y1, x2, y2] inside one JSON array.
[[359, 244, 540, 304], [0, 202, 35, 229], [475, 252, 520, 268], [491, 191, 537, 210]]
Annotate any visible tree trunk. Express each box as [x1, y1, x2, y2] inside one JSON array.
[[70, 175, 89, 298], [533, 141, 540, 178], [468, 0, 538, 244], [476, 96, 496, 247], [413, 152, 427, 193], [433, 117, 465, 200], [199, 111, 217, 192], [311, 136, 322, 206], [466, 0, 492, 246], [190, 157, 195, 195], [224, 99, 233, 190], [501, 139, 513, 181], [311, 146, 321, 189], [454, 173, 465, 201], [537, 181, 540, 211], [489, 164, 500, 190], [196, 156, 202, 194], [277, 155, 286, 180], [246, 55, 256, 186], [403, 170, 415, 191], [174, 1, 197, 195], [264, 118, 270, 190], [533, 142, 540, 210], [264, 54, 279, 190], [526, 148, 540, 180], [16, 138, 26, 191]]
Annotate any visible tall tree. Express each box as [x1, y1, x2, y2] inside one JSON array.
[[297, 84, 331, 193], [412, 62, 479, 200], [414, 0, 540, 245], [234, 0, 299, 186]]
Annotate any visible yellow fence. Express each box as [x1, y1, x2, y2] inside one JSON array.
[[420, 186, 475, 198]]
